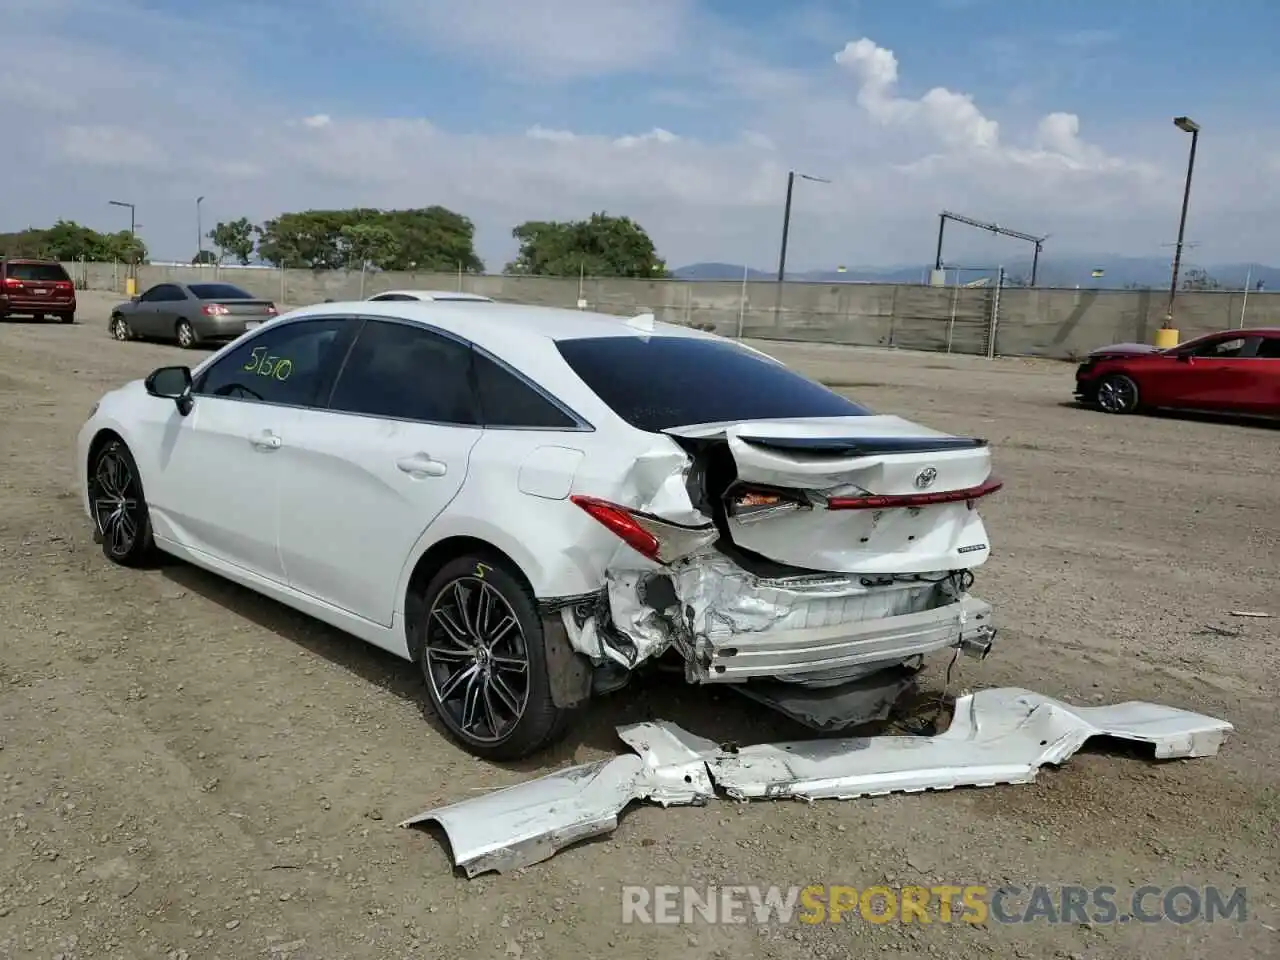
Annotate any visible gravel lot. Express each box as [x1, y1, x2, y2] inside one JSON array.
[[1, 292, 1276, 959]]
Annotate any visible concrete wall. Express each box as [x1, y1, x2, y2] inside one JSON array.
[[65, 260, 1280, 361]]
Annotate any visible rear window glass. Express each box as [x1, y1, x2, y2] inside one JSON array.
[[189, 283, 253, 299], [6, 262, 69, 282], [555, 336, 871, 432]]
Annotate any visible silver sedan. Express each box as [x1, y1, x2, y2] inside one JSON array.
[[109, 282, 278, 348]]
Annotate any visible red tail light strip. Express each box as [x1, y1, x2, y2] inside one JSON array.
[[570, 495, 660, 561], [827, 476, 1004, 511]]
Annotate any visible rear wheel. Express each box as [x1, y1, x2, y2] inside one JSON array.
[[176, 319, 197, 348], [60, 312, 75, 324], [415, 555, 573, 760], [110, 314, 132, 341], [88, 438, 155, 566], [1095, 373, 1140, 414], [32, 313, 45, 321]]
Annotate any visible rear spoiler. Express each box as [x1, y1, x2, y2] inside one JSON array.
[[736, 436, 988, 457]]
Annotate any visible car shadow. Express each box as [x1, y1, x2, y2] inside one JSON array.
[[158, 559, 912, 776], [1057, 399, 1280, 430]]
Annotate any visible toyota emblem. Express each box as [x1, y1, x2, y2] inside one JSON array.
[[914, 466, 938, 489]]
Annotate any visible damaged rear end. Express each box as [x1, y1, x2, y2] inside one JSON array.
[[555, 335, 1001, 730]]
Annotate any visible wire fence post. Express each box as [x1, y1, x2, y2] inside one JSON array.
[[279, 262, 287, 305], [945, 280, 959, 354], [735, 264, 748, 339], [986, 266, 1004, 359]]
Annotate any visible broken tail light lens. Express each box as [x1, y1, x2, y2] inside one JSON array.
[[571, 495, 717, 564], [266, 304, 278, 315], [202, 303, 230, 316], [826, 476, 1004, 511]]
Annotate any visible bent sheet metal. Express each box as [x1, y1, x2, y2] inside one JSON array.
[[401, 687, 1232, 877]]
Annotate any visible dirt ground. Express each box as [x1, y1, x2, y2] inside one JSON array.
[[1, 292, 1276, 960]]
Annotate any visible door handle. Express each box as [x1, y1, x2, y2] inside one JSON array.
[[249, 430, 282, 451], [396, 454, 447, 478]]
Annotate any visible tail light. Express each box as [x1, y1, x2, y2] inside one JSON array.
[[826, 476, 1004, 512], [571, 495, 717, 564], [3, 277, 21, 288], [266, 304, 277, 315], [202, 303, 230, 316]]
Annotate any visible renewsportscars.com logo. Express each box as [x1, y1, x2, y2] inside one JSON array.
[[621, 884, 1249, 926]]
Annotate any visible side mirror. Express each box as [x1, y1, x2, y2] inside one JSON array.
[[145, 365, 194, 415]]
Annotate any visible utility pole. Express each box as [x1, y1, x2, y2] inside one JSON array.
[[196, 196, 205, 263], [1164, 116, 1200, 329]]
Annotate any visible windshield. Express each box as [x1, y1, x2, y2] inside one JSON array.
[[556, 335, 871, 432], [188, 283, 254, 300]]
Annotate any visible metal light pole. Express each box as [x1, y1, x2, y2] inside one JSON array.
[[108, 199, 138, 294], [196, 196, 205, 262], [1164, 116, 1200, 329], [108, 199, 135, 236], [776, 170, 830, 283]]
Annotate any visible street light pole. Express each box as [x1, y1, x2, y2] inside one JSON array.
[[776, 170, 830, 283], [1165, 116, 1200, 328], [196, 196, 205, 262]]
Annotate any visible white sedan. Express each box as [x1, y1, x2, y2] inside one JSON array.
[[77, 301, 1001, 759]]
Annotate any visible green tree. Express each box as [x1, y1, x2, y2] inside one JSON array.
[[0, 220, 147, 263], [208, 217, 257, 265], [339, 223, 401, 269], [504, 213, 666, 278], [254, 207, 482, 272]]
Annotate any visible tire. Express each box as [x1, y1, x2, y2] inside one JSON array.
[[110, 314, 132, 341], [60, 312, 75, 324], [88, 437, 156, 567], [1095, 373, 1140, 414], [415, 554, 574, 760], [176, 319, 198, 348], [32, 313, 45, 321]]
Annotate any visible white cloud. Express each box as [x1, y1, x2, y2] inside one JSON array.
[[0, 1, 1275, 271]]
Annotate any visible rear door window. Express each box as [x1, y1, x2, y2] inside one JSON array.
[[1255, 337, 1280, 359], [327, 320, 478, 425], [6, 262, 70, 282], [472, 350, 580, 429], [555, 335, 870, 432]]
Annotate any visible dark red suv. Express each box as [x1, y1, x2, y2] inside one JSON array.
[[0, 259, 77, 323]]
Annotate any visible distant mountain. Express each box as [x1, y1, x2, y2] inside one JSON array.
[[672, 257, 1279, 290]]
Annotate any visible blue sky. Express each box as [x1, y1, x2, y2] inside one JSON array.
[[4, 0, 1278, 270]]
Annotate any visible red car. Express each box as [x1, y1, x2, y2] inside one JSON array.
[[1075, 327, 1280, 417], [0, 258, 77, 323]]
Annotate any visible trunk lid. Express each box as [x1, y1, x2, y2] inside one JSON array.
[[665, 416, 997, 575], [218, 299, 276, 316]]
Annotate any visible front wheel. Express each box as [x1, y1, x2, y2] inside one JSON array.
[[88, 438, 156, 566], [1095, 373, 1140, 414], [110, 314, 132, 341], [415, 555, 574, 760], [176, 319, 198, 349]]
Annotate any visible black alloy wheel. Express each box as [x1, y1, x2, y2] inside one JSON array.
[[417, 555, 572, 760], [89, 439, 155, 565]]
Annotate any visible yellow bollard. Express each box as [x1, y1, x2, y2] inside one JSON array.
[[125, 277, 137, 297], [1153, 327, 1179, 348]]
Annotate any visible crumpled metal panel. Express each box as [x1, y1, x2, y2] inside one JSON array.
[[704, 687, 1234, 800], [402, 688, 1232, 876]]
